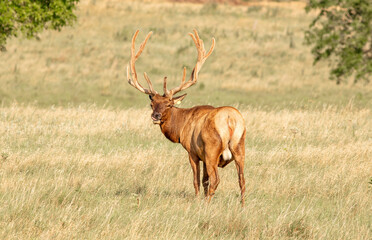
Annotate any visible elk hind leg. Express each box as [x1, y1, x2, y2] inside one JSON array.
[[202, 162, 209, 197], [205, 154, 220, 202], [230, 136, 246, 206]]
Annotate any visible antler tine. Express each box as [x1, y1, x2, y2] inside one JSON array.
[[131, 30, 139, 60], [181, 67, 187, 85], [163, 77, 170, 96], [166, 30, 215, 98], [127, 30, 158, 95], [144, 72, 158, 94], [205, 37, 215, 58], [192, 29, 201, 48], [135, 32, 152, 59]]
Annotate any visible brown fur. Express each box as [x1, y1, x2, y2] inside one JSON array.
[[150, 94, 246, 205]]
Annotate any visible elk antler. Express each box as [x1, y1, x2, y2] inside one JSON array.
[[164, 29, 215, 98], [127, 30, 158, 95]]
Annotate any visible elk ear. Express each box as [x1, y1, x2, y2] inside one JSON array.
[[172, 93, 187, 105], [149, 95, 153, 101]]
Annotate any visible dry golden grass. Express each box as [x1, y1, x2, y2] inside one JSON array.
[[0, 0, 371, 239], [0, 104, 371, 239]]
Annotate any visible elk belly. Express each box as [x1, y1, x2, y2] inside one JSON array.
[[222, 148, 232, 160]]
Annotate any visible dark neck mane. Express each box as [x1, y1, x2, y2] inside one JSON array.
[[159, 107, 187, 143]]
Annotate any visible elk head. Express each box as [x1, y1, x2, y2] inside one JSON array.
[[126, 29, 215, 124]]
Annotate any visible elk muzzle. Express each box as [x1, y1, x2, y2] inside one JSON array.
[[151, 112, 162, 124]]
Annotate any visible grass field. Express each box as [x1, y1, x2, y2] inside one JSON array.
[[0, 0, 371, 239]]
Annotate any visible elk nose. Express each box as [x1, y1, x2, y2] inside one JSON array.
[[152, 112, 162, 120]]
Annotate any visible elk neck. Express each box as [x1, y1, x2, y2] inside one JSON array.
[[159, 107, 187, 143]]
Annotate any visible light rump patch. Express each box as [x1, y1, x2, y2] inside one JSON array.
[[125, 29, 246, 205], [222, 148, 232, 161]]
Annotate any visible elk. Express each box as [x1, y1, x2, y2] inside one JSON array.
[[126, 30, 246, 205]]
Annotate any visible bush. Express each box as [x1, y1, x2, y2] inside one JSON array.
[[305, 0, 372, 84], [0, 0, 79, 50]]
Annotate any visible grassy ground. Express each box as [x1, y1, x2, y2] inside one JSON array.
[[0, 105, 371, 239], [0, 0, 371, 239]]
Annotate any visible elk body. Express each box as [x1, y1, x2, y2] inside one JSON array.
[[127, 30, 246, 205]]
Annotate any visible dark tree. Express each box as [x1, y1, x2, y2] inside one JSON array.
[[305, 0, 371, 84], [0, 0, 79, 50]]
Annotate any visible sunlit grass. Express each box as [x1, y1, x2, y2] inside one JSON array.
[[0, 104, 371, 239]]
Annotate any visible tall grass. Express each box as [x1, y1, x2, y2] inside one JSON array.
[[0, 104, 371, 239]]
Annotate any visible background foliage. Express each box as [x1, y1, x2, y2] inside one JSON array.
[[305, 0, 372, 84], [0, 0, 79, 50]]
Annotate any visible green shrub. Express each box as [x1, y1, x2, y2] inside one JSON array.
[[0, 0, 79, 50], [305, 0, 372, 84]]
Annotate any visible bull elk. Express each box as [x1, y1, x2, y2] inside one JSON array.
[[126, 30, 246, 205]]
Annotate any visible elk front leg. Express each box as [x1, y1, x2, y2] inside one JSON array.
[[188, 153, 200, 196]]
